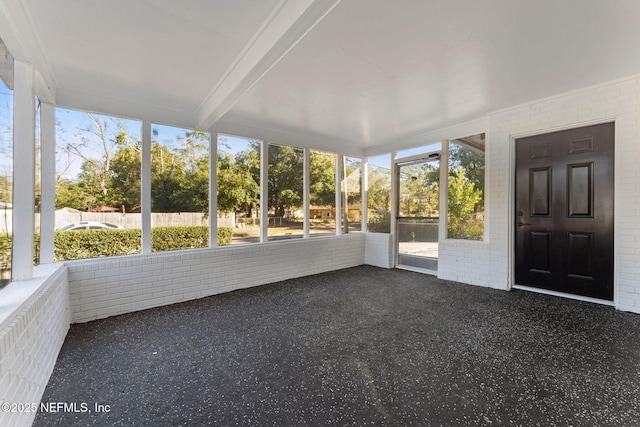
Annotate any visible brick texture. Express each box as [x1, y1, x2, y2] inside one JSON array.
[[68, 234, 365, 323], [438, 75, 640, 313], [0, 266, 69, 427]]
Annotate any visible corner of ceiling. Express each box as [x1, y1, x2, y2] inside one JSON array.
[[0, 0, 57, 103], [363, 116, 491, 158]]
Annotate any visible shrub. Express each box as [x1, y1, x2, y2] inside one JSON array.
[[54, 229, 142, 261], [367, 212, 391, 233], [0, 233, 11, 283], [52, 226, 232, 261], [447, 217, 484, 240]]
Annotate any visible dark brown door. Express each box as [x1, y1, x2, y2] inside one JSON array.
[[515, 123, 614, 300]]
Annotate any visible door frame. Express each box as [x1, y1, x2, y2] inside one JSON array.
[[508, 118, 618, 305], [393, 150, 443, 274]]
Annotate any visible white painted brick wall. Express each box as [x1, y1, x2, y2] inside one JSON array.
[[365, 233, 394, 268], [68, 234, 365, 323], [439, 74, 640, 314], [0, 265, 69, 427]]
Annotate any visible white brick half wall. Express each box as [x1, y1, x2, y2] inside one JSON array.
[[68, 234, 365, 323], [0, 264, 69, 427], [439, 74, 640, 314], [365, 233, 394, 268]]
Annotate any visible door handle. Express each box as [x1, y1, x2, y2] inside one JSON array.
[[517, 222, 531, 227]]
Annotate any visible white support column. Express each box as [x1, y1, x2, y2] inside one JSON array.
[[303, 147, 310, 238], [335, 154, 342, 236], [439, 139, 449, 241], [260, 141, 268, 243], [141, 120, 152, 254], [209, 132, 218, 246], [361, 157, 368, 233], [390, 151, 398, 238], [342, 155, 349, 234], [39, 102, 55, 264], [12, 61, 35, 280]]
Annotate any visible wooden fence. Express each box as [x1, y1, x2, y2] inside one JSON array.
[[0, 210, 235, 232]]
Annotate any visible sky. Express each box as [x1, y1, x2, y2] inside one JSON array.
[[0, 79, 12, 179], [4, 96, 391, 183]]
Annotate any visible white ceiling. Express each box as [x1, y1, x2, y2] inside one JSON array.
[[2, 0, 640, 155]]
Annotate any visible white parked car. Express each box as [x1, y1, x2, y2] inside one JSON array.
[[58, 221, 125, 231]]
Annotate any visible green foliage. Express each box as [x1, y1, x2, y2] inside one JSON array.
[[151, 226, 207, 252], [310, 152, 336, 207], [367, 211, 391, 233], [54, 229, 142, 260], [217, 149, 259, 215], [0, 175, 11, 203], [50, 227, 232, 261], [447, 168, 483, 240], [216, 227, 233, 246], [399, 162, 439, 216], [267, 145, 303, 217], [55, 179, 99, 210], [447, 215, 484, 240], [0, 232, 11, 283], [367, 165, 391, 216], [109, 145, 142, 212], [449, 143, 485, 198]]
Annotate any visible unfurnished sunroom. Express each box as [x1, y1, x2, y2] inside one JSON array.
[[1, 0, 640, 425]]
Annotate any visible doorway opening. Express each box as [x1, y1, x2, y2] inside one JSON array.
[[396, 153, 440, 273]]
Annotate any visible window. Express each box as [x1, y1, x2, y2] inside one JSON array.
[[268, 143, 303, 241], [55, 108, 142, 260], [447, 134, 485, 240], [366, 154, 391, 233], [0, 37, 13, 286], [309, 150, 336, 237], [341, 156, 362, 233], [217, 134, 260, 245], [151, 124, 210, 251]]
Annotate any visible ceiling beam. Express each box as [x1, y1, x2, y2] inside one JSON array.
[[196, 0, 342, 131]]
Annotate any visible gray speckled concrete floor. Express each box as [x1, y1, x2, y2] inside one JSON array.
[[34, 266, 640, 426]]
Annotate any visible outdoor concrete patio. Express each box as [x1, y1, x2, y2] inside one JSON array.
[[35, 266, 640, 426]]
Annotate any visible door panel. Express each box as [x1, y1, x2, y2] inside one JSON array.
[[515, 123, 614, 300]]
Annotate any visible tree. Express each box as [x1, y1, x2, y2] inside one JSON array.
[[109, 145, 142, 212], [267, 145, 303, 218], [56, 112, 140, 210], [172, 131, 209, 212], [150, 142, 187, 212], [55, 179, 98, 210], [309, 152, 335, 207], [447, 167, 483, 239], [217, 149, 259, 215], [399, 163, 438, 217], [449, 143, 484, 209], [63, 113, 136, 199], [367, 165, 391, 216]]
